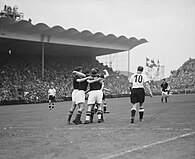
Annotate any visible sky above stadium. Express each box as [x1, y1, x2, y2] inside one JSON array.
[[1, 0, 195, 77]]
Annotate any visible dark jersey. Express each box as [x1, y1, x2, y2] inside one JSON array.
[[161, 82, 168, 92], [73, 75, 80, 89], [78, 80, 88, 91], [89, 79, 102, 91]]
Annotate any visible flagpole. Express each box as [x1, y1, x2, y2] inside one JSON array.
[[128, 50, 131, 94], [128, 50, 130, 77], [41, 34, 45, 78]]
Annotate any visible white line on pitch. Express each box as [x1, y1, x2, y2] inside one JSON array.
[[98, 131, 195, 159], [1, 126, 192, 131]]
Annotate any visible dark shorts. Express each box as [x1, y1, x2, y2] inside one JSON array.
[[130, 88, 145, 104], [49, 95, 55, 102]]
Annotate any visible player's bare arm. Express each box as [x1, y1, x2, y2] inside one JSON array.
[[87, 77, 102, 84], [103, 69, 109, 78], [77, 76, 91, 82], [72, 71, 86, 77]]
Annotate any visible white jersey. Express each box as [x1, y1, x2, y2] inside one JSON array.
[[48, 88, 56, 96], [129, 73, 148, 89]]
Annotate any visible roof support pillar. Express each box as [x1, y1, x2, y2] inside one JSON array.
[[128, 50, 130, 77], [128, 50, 131, 94], [42, 42, 45, 78]]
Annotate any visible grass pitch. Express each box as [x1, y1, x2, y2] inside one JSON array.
[[0, 94, 195, 159]]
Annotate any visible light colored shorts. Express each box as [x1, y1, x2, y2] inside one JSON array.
[[76, 90, 85, 104], [87, 90, 103, 105], [72, 89, 79, 102], [162, 91, 168, 96]]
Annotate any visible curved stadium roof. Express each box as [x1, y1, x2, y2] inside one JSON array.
[[0, 17, 148, 56]]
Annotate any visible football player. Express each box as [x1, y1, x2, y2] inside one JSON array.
[[67, 66, 85, 124], [48, 84, 56, 110], [129, 66, 153, 123], [160, 78, 169, 102], [84, 68, 104, 124], [72, 70, 91, 125]]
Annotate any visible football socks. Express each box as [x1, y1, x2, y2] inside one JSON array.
[[139, 108, 144, 121], [131, 109, 136, 123]]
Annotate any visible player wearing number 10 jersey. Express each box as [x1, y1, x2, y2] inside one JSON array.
[[129, 66, 153, 123]]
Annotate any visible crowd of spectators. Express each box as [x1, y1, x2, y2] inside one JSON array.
[[167, 58, 195, 94], [1, 5, 24, 21], [0, 53, 129, 103], [1, 53, 194, 104], [150, 58, 195, 95]]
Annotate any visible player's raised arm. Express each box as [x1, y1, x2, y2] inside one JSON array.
[[103, 69, 109, 78], [72, 70, 86, 77]]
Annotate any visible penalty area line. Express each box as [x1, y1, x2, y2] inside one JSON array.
[[99, 131, 195, 159]]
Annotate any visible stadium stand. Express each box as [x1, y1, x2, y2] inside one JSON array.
[[168, 58, 195, 94], [0, 53, 129, 104], [0, 14, 147, 105], [149, 58, 195, 95], [0, 12, 194, 104], [0, 52, 194, 104]]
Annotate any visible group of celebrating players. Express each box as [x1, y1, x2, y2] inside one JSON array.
[[66, 66, 110, 125], [48, 65, 170, 125]]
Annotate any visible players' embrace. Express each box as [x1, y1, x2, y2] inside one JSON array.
[[67, 66, 109, 125]]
